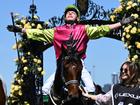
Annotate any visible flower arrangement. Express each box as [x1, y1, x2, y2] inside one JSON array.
[[110, 0, 140, 62], [8, 13, 45, 105]]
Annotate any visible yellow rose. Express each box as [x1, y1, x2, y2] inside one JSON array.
[[37, 67, 42, 71], [24, 22, 31, 29], [121, 37, 125, 42], [41, 70, 45, 75], [127, 1, 133, 6], [130, 27, 137, 34], [132, 3, 137, 7], [31, 23, 35, 27], [14, 85, 19, 91], [133, 55, 138, 59], [21, 19, 27, 25], [128, 45, 132, 49], [131, 13, 139, 19], [18, 90, 22, 96], [34, 15, 39, 19], [136, 43, 140, 49], [33, 58, 38, 62], [37, 24, 42, 29], [37, 59, 41, 64], [27, 52, 31, 55], [23, 66, 28, 71], [131, 57, 136, 62], [110, 15, 116, 22], [126, 34, 131, 39]]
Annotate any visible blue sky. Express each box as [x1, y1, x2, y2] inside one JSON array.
[[0, 0, 129, 95]]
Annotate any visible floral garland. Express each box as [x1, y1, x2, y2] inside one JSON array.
[[8, 13, 46, 105], [110, 0, 140, 62]]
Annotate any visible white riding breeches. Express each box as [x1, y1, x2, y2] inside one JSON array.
[[42, 60, 95, 95]]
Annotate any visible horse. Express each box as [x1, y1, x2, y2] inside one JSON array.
[[0, 77, 6, 105], [47, 36, 87, 105]]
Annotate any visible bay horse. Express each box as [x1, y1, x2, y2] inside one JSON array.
[[0, 77, 6, 105], [48, 36, 87, 105]]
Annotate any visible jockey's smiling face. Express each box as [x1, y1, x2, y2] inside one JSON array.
[[65, 11, 79, 22], [120, 63, 133, 81]]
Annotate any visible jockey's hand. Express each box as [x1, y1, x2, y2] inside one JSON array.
[[7, 25, 22, 32], [120, 16, 135, 25]]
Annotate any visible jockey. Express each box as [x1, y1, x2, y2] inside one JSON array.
[[7, 4, 134, 96], [82, 61, 140, 105]]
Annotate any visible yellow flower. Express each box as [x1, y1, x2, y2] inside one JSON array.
[[34, 15, 39, 19], [127, 25, 132, 29], [21, 19, 27, 25], [132, 3, 137, 7], [37, 24, 42, 29], [131, 58, 136, 62], [33, 58, 38, 63], [18, 90, 22, 96], [41, 70, 45, 75], [31, 23, 35, 27], [126, 34, 131, 39], [12, 100, 16, 103], [121, 37, 125, 42], [131, 13, 139, 19], [37, 67, 42, 71], [122, 32, 126, 36], [127, 1, 133, 6], [125, 29, 130, 33], [133, 21, 138, 25], [24, 101, 30, 105], [136, 43, 140, 49], [114, 6, 123, 13], [23, 66, 28, 71], [110, 15, 116, 22], [24, 22, 32, 29], [21, 56, 25, 60], [133, 55, 138, 59], [138, 28, 140, 32], [128, 45, 132, 49], [14, 85, 19, 91], [22, 59, 27, 63], [130, 27, 137, 34], [126, 6, 132, 10], [27, 52, 31, 55], [37, 59, 41, 64]]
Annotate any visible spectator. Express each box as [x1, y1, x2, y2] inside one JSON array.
[[82, 61, 140, 105]]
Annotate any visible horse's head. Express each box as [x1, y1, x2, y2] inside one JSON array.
[[61, 38, 83, 102]]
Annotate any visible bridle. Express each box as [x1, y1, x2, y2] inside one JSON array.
[[49, 35, 83, 105]]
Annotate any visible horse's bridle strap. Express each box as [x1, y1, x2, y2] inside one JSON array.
[[65, 80, 79, 86]]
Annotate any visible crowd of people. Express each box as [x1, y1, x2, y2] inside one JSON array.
[[5, 4, 140, 105]]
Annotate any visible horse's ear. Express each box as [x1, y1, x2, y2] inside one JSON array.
[[61, 43, 67, 56]]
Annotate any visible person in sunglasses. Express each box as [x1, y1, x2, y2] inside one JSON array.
[[81, 61, 140, 105]]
